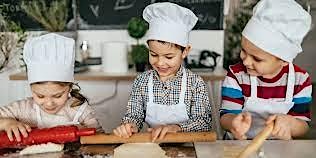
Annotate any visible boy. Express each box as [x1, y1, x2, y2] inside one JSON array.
[[113, 2, 212, 141], [220, 0, 312, 140]]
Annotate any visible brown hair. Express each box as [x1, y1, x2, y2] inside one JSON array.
[[31, 81, 88, 107], [147, 40, 185, 52]]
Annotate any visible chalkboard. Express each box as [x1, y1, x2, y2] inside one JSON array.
[[0, 0, 73, 31], [78, 0, 224, 30], [1, 0, 223, 30]]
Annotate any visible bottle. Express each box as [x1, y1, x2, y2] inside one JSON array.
[[80, 40, 89, 61]]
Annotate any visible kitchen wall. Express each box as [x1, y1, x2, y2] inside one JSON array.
[[295, 8, 316, 83], [76, 30, 225, 68]]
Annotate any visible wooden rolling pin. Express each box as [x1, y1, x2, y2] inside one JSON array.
[[237, 123, 274, 158], [81, 132, 216, 144]]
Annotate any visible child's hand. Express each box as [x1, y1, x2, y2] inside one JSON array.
[[113, 123, 138, 138], [1, 118, 31, 142], [266, 114, 293, 140], [147, 124, 181, 142], [231, 112, 252, 140]]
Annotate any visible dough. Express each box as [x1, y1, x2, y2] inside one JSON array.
[[19, 142, 64, 155], [114, 143, 168, 158], [223, 145, 243, 158]]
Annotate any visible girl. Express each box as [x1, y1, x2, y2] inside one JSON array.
[[0, 33, 102, 142]]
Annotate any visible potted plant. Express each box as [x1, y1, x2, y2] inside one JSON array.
[[127, 17, 149, 72], [224, 0, 258, 69], [21, 0, 76, 39], [0, 14, 27, 73]]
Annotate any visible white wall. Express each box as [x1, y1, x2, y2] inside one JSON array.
[[76, 30, 224, 68], [294, 9, 316, 83]]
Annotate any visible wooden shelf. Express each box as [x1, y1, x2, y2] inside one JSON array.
[[9, 69, 226, 81]]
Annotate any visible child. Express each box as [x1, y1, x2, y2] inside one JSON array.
[[0, 33, 102, 142], [113, 2, 211, 141], [220, 0, 312, 140]]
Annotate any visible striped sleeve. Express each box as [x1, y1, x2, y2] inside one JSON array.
[[289, 72, 312, 121], [220, 67, 244, 117]]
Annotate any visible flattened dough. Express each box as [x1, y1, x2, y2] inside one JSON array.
[[114, 143, 168, 158], [19, 142, 64, 155]]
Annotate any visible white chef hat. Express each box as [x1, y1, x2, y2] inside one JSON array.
[[143, 2, 198, 47], [242, 0, 312, 62], [23, 33, 75, 84]]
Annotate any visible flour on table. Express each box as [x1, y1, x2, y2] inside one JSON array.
[[114, 143, 168, 158], [19, 142, 64, 155]]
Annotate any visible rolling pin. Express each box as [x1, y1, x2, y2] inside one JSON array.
[[81, 131, 216, 144], [0, 125, 96, 149], [237, 123, 274, 158]]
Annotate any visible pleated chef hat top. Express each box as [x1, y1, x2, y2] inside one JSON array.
[[143, 2, 198, 47], [242, 0, 312, 62], [23, 33, 75, 84]]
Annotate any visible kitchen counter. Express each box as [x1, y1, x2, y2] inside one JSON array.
[[9, 69, 226, 81], [0, 143, 196, 158], [1, 140, 315, 158], [194, 140, 316, 158]]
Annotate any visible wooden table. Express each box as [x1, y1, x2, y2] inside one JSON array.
[[0, 143, 196, 158], [194, 140, 316, 158]]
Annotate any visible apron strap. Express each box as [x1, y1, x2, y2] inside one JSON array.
[[250, 76, 258, 98], [148, 73, 154, 103], [148, 67, 187, 104], [179, 68, 187, 103], [72, 103, 88, 123], [285, 63, 295, 102]]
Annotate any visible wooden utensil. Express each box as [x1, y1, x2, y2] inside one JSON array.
[[237, 123, 274, 158], [80, 132, 216, 144]]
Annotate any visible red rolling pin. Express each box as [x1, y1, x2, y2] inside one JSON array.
[[0, 125, 96, 148]]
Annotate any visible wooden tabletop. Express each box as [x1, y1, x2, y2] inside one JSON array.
[[0, 143, 196, 158], [194, 140, 316, 158], [9, 69, 226, 81]]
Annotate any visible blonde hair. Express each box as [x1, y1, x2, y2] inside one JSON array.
[[31, 81, 88, 107]]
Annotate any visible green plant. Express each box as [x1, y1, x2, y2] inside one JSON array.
[[224, 0, 258, 69], [0, 14, 27, 72], [131, 44, 149, 64], [21, 0, 69, 32], [127, 17, 149, 70], [127, 17, 149, 45]]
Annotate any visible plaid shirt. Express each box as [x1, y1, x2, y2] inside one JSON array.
[[122, 66, 212, 132]]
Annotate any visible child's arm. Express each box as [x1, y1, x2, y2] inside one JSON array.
[[113, 123, 138, 138], [266, 114, 309, 140], [265, 71, 312, 140], [114, 74, 146, 137], [147, 125, 181, 142], [221, 112, 251, 140], [220, 65, 248, 139], [0, 118, 31, 142], [0, 99, 34, 141]]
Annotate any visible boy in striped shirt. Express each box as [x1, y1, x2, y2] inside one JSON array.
[[220, 0, 312, 140]]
